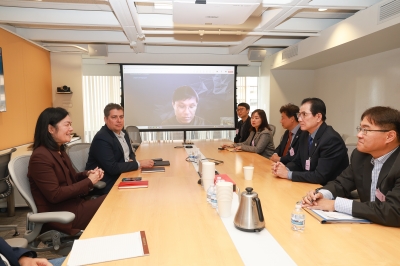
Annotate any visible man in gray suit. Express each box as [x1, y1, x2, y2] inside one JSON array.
[[303, 106, 400, 227]]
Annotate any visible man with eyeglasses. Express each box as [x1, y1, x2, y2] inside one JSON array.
[[272, 98, 348, 185], [302, 106, 400, 227], [234, 102, 251, 143], [270, 103, 303, 164]]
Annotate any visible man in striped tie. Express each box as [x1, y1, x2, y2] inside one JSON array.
[[270, 103, 303, 164]]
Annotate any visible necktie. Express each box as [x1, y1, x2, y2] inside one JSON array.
[[308, 136, 313, 151], [282, 132, 292, 156]]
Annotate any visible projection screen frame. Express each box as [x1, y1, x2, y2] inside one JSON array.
[[120, 64, 239, 132]]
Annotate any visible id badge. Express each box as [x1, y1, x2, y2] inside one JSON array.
[[305, 159, 310, 171], [375, 188, 386, 202], [290, 148, 294, 156], [236, 129, 239, 134], [252, 140, 255, 146]]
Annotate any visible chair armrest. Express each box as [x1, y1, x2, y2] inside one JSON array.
[[94, 180, 106, 189], [5, 238, 28, 248], [29, 212, 75, 224]]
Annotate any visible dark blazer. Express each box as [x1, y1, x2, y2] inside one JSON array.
[[286, 122, 349, 185], [322, 147, 400, 227], [86, 125, 139, 194], [0, 237, 36, 266], [274, 127, 303, 164], [28, 146, 105, 235], [234, 117, 251, 143]]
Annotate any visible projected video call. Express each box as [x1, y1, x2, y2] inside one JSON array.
[[122, 65, 236, 131]]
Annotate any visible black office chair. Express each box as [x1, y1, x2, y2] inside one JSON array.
[[268, 124, 276, 137], [65, 143, 106, 192], [0, 147, 20, 238], [125, 126, 142, 151]]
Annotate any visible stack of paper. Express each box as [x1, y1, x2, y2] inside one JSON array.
[[67, 231, 149, 266]]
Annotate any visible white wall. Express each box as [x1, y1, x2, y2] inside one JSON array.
[[260, 45, 400, 148], [260, 55, 315, 146], [82, 58, 119, 76], [51, 53, 84, 137], [314, 47, 400, 137]]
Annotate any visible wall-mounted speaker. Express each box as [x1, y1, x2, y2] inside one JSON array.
[[247, 49, 267, 61], [88, 44, 108, 57]]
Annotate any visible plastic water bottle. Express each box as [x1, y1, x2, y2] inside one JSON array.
[[291, 201, 305, 232], [206, 185, 213, 204], [211, 185, 217, 209], [189, 151, 195, 161]]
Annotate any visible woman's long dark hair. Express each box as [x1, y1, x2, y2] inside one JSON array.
[[250, 109, 271, 132], [33, 107, 69, 151]]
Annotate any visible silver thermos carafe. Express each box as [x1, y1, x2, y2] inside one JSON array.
[[234, 187, 265, 232]]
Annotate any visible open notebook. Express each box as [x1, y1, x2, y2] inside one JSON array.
[[305, 208, 371, 224]]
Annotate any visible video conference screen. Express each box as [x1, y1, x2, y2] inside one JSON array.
[[121, 65, 237, 131]]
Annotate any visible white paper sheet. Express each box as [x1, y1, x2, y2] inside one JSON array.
[[219, 193, 297, 266], [67, 232, 145, 266], [312, 209, 366, 220]]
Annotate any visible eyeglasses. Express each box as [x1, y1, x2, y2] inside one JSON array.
[[296, 112, 312, 118], [356, 126, 390, 135]]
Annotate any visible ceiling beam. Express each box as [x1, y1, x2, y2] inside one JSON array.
[[0, 0, 112, 11], [108, 0, 144, 52], [229, 0, 305, 54]]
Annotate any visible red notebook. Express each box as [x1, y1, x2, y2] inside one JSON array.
[[214, 174, 236, 192], [118, 180, 148, 189]]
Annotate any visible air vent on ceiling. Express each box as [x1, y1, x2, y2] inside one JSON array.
[[378, 0, 400, 24], [282, 44, 298, 62]]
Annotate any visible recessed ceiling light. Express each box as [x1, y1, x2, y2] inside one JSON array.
[[318, 8, 328, 11]]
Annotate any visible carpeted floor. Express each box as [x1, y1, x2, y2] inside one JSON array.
[[0, 207, 64, 260]]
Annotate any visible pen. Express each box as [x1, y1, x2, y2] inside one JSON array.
[[309, 192, 314, 203]]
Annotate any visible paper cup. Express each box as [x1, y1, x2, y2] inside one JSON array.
[[216, 182, 233, 203], [216, 182, 233, 195], [217, 200, 232, 217], [202, 162, 215, 191], [243, 166, 254, 180]]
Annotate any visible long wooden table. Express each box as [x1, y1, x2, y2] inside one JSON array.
[[64, 140, 400, 265]]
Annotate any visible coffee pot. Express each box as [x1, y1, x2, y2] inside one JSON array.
[[234, 187, 265, 232]]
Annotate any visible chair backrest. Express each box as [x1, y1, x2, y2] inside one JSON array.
[[125, 126, 142, 145], [268, 124, 276, 137], [345, 136, 358, 145], [0, 148, 16, 179], [65, 143, 91, 172], [8, 155, 37, 213], [346, 144, 357, 159], [344, 136, 358, 159], [0, 148, 16, 197]]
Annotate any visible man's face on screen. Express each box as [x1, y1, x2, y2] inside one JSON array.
[[104, 109, 124, 134], [172, 97, 198, 124]]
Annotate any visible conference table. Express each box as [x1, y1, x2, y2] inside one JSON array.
[[63, 140, 400, 266]]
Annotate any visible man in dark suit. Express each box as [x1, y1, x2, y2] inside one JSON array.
[[234, 102, 251, 143], [272, 98, 348, 185], [0, 237, 65, 265], [86, 103, 154, 194], [303, 106, 400, 227], [270, 103, 303, 164]]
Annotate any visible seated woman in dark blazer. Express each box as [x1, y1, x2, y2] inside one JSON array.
[[28, 107, 106, 235], [223, 109, 275, 159]]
